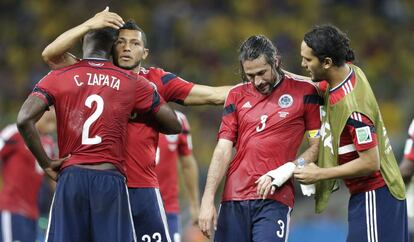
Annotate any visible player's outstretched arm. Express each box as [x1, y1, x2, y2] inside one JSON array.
[[153, 104, 182, 134], [294, 146, 380, 184], [180, 154, 200, 225], [199, 139, 233, 239], [17, 96, 67, 180], [184, 84, 232, 106], [42, 7, 124, 70]]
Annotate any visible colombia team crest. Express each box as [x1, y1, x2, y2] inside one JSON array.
[[278, 94, 293, 108]]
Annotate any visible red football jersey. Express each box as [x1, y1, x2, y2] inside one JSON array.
[[155, 111, 192, 213], [329, 69, 385, 194], [0, 124, 55, 219], [404, 119, 414, 161], [218, 74, 321, 208], [125, 67, 194, 188], [31, 59, 163, 174]]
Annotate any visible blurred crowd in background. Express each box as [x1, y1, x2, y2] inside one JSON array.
[[0, 0, 413, 241]]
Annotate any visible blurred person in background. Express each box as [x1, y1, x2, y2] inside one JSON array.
[[399, 119, 414, 183], [155, 111, 200, 242], [295, 24, 408, 242], [18, 26, 180, 242], [399, 118, 414, 241], [41, 7, 230, 242], [0, 109, 56, 242], [198, 35, 321, 242]]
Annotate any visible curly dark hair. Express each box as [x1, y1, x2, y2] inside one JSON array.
[[304, 24, 355, 66]]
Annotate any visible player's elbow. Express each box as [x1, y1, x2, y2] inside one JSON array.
[[16, 110, 31, 132], [41, 48, 52, 64]]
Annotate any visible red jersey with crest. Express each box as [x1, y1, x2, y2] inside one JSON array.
[[31, 59, 163, 174], [155, 111, 192, 213], [125, 67, 194, 188], [0, 124, 55, 219], [404, 119, 414, 161], [218, 73, 321, 208], [329, 68, 385, 194]]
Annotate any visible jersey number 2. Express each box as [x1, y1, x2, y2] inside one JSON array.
[[82, 94, 104, 145]]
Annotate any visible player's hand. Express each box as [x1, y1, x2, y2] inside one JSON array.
[[83, 7, 125, 30], [293, 162, 321, 184], [255, 175, 276, 199], [44, 155, 70, 181], [198, 201, 217, 239]]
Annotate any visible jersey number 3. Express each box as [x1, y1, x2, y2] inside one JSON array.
[[256, 115, 268, 132], [82, 94, 104, 145]]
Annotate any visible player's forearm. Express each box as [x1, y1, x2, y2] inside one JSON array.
[[17, 117, 51, 169], [320, 148, 380, 180], [202, 144, 232, 202], [42, 24, 89, 65], [295, 137, 320, 165], [184, 85, 232, 106], [181, 155, 200, 209]]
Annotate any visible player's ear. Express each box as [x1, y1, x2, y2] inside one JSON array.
[[142, 48, 149, 60]]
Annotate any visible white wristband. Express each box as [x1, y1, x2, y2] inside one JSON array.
[[266, 162, 296, 187]]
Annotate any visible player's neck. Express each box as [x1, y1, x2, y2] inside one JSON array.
[[83, 49, 110, 60], [132, 64, 142, 74], [327, 64, 351, 90]]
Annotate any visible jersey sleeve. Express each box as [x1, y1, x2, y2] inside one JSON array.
[[217, 91, 238, 142], [0, 131, 18, 159], [134, 76, 166, 114], [404, 119, 414, 161], [30, 72, 57, 106], [177, 113, 192, 156], [156, 69, 195, 103], [346, 112, 378, 152], [303, 89, 322, 131]]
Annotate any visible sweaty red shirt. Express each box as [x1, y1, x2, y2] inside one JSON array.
[[0, 124, 55, 219], [31, 59, 163, 174], [155, 111, 192, 213], [329, 68, 385, 194], [125, 67, 194, 188], [219, 73, 321, 208]]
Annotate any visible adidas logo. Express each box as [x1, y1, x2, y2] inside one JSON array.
[[242, 101, 252, 108]]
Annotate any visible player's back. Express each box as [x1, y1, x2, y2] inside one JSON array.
[[34, 59, 155, 172]]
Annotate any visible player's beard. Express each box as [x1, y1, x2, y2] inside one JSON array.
[[114, 58, 141, 71]]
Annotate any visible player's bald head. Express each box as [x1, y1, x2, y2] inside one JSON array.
[[82, 27, 118, 58]]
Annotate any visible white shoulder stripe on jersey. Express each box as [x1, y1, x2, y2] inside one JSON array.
[[404, 139, 413, 155], [1, 211, 12, 242], [0, 124, 18, 141], [409, 119, 414, 137], [338, 144, 356, 155]]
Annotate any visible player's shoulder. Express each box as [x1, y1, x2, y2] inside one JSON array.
[[0, 124, 19, 141], [283, 72, 321, 95], [228, 82, 250, 94]]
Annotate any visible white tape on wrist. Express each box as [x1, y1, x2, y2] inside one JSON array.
[[266, 162, 296, 187]]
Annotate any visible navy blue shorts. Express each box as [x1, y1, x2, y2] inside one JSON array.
[[166, 213, 181, 242], [347, 185, 409, 242], [46, 166, 136, 242], [215, 199, 292, 242], [129, 188, 171, 242], [0, 211, 37, 242]]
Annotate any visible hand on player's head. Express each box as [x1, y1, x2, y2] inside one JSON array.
[[84, 6, 125, 30]]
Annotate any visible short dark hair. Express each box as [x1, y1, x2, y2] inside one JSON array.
[[304, 24, 355, 66], [239, 35, 282, 83], [120, 20, 147, 47], [84, 27, 118, 54]]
